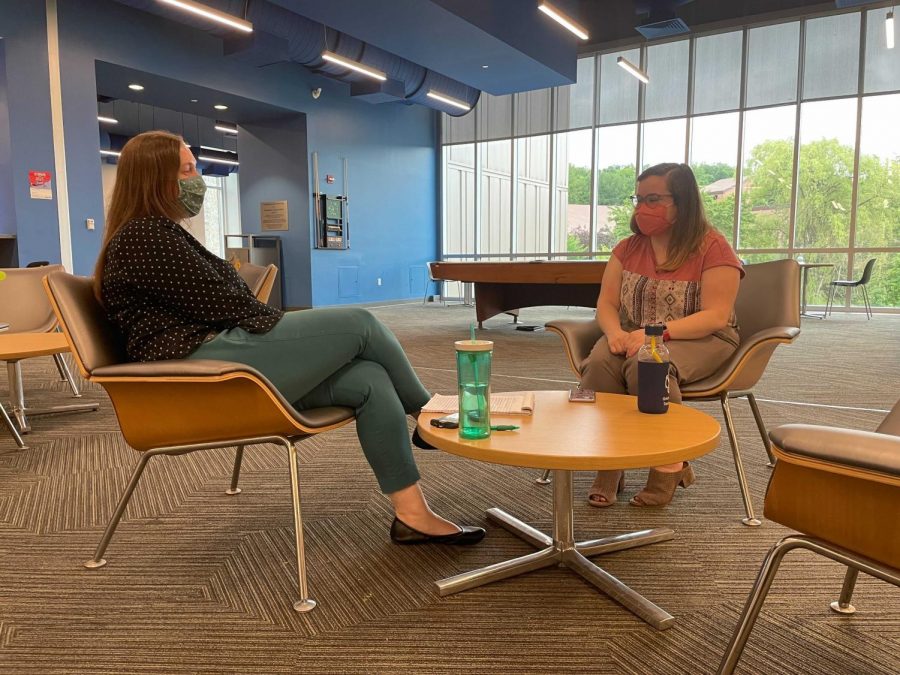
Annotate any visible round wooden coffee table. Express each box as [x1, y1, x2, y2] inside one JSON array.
[[418, 390, 720, 630]]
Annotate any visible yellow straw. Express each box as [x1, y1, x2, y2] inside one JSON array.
[[650, 336, 663, 363]]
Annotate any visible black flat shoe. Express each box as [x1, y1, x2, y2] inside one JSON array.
[[390, 517, 486, 545], [411, 427, 437, 450]]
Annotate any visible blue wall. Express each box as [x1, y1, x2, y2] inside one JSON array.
[[0, 42, 16, 237], [0, 0, 438, 305], [238, 117, 313, 307], [0, 4, 60, 265]]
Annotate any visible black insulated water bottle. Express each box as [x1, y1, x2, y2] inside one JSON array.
[[637, 324, 670, 414]]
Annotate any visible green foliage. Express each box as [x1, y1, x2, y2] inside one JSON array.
[[567, 165, 591, 205], [691, 162, 735, 187]]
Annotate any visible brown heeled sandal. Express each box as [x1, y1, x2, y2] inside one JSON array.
[[629, 462, 695, 507], [587, 470, 625, 508]]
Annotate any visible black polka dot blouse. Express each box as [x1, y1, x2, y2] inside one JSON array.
[[101, 216, 283, 362]]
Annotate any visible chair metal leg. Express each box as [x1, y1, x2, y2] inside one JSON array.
[[7, 361, 28, 432], [285, 439, 316, 613], [52, 352, 68, 382], [720, 394, 761, 527], [535, 468, 552, 485], [225, 445, 245, 495], [84, 450, 157, 569], [830, 567, 859, 614], [745, 393, 775, 468], [54, 353, 83, 398], [862, 285, 872, 319], [825, 283, 836, 317], [0, 400, 27, 449], [718, 537, 799, 674], [720, 536, 900, 674]]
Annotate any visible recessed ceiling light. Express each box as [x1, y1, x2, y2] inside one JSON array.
[[214, 122, 238, 134], [100, 150, 121, 157], [97, 115, 118, 124], [190, 98, 198, 103], [128, 83, 144, 91], [214, 104, 228, 110], [482, 64, 489, 69]]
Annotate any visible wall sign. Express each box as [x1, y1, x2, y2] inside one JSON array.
[[260, 200, 289, 231], [29, 171, 53, 200]]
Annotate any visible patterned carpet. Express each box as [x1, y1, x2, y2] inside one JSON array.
[[1, 305, 898, 674]]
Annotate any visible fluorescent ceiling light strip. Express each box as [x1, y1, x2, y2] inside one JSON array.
[[97, 115, 118, 124], [616, 56, 649, 84], [199, 155, 239, 166], [214, 124, 238, 134], [887, 11, 895, 50], [157, 0, 252, 33], [537, 2, 589, 40], [321, 50, 386, 81], [200, 144, 236, 153], [426, 90, 471, 112], [99, 150, 121, 157]]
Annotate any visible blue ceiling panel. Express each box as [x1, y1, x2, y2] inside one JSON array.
[[266, 0, 580, 95]]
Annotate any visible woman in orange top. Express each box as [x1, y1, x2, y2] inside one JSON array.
[[581, 163, 743, 508]]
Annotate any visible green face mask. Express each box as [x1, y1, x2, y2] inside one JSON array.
[[178, 175, 207, 217]]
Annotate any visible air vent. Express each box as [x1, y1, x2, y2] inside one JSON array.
[[635, 17, 690, 39]]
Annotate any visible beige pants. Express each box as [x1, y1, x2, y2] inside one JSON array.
[[580, 335, 737, 403]]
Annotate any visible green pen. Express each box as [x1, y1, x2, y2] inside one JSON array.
[[491, 425, 520, 431]]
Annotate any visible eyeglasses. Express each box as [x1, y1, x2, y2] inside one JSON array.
[[631, 193, 673, 207]]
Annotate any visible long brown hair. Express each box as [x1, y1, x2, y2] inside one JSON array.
[[93, 131, 187, 300], [630, 162, 711, 271]]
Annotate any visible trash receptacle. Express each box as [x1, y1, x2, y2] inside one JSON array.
[[225, 234, 283, 309]]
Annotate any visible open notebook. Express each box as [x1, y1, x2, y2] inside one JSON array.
[[421, 392, 535, 415]]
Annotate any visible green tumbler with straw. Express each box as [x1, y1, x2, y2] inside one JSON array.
[[455, 332, 493, 440]]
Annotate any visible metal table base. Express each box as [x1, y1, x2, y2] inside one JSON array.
[[8, 360, 99, 433], [436, 470, 677, 630]]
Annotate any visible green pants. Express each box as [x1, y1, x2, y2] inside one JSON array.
[[188, 307, 431, 493]]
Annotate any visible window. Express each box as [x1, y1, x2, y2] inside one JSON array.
[[864, 7, 900, 94], [641, 118, 686, 170], [443, 144, 475, 256], [439, 7, 900, 308], [598, 49, 640, 124], [803, 13, 860, 100], [201, 174, 241, 258], [595, 124, 637, 250], [795, 98, 857, 249], [690, 112, 739, 242], [554, 129, 592, 256], [555, 57, 595, 131], [478, 140, 512, 256], [515, 135, 551, 253], [746, 22, 800, 108], [739, 105, 796, 250], [644, 40, 689, 120], [693, 31, 743, 114], [856, 94, 900, 249]]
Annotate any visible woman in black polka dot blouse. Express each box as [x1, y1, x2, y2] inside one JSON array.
[[95, 131, 483, 546]]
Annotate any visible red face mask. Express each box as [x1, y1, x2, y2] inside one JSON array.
[[634, 203, 674, 237]]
